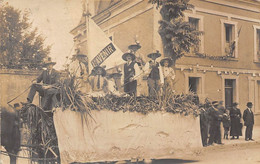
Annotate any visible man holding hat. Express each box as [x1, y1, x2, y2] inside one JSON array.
[[23, 57, 60, 110], [144, 50, 164, 98], [243, 102, 254, 141], [121, 52, 141, 97]]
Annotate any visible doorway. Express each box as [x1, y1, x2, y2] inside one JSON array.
[[225, 79, 236, 109]]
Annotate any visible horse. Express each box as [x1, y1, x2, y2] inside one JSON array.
[[1, 104, 21, 164]]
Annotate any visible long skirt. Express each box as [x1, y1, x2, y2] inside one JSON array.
[[230, 118, 242, 136]]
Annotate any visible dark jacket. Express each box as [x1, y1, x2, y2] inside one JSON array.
[[124, 62, 137, 94], [124, 62, 136, 82], [37, 69, 60, 86], [148, 61, 160, 80], [222, 113, 231, 128], [209, 106, 222, 123], [243, 108, 254, 126], [230, 107, 242, 136]]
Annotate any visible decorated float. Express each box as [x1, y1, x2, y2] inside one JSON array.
[[18, 16, 203, 164]]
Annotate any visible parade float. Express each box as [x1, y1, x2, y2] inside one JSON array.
[[19, 16, 203, 164], [57, 17, 202, 163]]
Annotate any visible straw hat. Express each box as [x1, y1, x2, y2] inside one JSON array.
[[122, 52, 136, 61], [160, 58, 173, 67], [147, 50, 161, 59]]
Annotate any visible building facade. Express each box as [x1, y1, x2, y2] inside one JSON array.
[[71, 0, 260, 123]]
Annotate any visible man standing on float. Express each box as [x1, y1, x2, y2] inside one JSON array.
[[144, 51, 163, 98]]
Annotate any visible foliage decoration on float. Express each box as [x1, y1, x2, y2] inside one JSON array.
[[19, 71, 201, 162], [60, 73, 200, 117]]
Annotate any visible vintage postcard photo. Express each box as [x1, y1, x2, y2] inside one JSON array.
[[0, 0, 260, 163]]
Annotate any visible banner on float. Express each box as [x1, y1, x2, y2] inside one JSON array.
[[87, 18, 124, 71]]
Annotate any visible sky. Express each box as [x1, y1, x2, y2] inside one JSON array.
[[5, 0, 83, 70]]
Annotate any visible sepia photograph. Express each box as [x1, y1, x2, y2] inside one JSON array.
[[0, 0, 260, 163]]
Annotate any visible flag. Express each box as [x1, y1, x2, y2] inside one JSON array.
[[229, 26, 242, 57], [87, 18, 124, 71]]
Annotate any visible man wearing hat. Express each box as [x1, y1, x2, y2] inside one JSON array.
[[88, 66, 108, 95], [23, 57, 60, 110], [243, 102, 254, 141], [144, 51, 163, 98], [121, 52, 141, 97], [208, 101, 223, 145], [160, 57, 175, 89]]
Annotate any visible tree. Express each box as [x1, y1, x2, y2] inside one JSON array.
[[149, 0, 202, 66], [0, 3, 51, 69]]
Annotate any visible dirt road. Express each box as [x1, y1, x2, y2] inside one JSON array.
[[150, 141, 260, 164]]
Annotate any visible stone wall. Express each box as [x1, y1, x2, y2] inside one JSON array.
[[0, 69, 40, 107]]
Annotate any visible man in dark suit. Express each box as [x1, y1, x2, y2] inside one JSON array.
[[24, 58, 60, 110], [208, 101, 223, 145], [199, 105, 209, 147], [243, 102, 254, 141]]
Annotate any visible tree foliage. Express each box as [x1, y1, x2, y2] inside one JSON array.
[[149, 0, 203, 66], [0, 4, 51, 69]]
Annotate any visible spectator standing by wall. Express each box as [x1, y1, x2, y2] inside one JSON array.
[[208, 101, 223, 145], [200, 104, 209, 147], [243, 102, 254, 141], [230, 102, 242, 139]]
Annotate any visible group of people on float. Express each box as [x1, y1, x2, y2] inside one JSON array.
[[87, 51, 175, 98], [200, 101, 255, 147], [22, 50, 175, 110]]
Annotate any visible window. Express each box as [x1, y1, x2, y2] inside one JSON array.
[[189, 77, 200, 94], [185, 13, 204, 53], [256, 29, 260, 59], [253, 26, 260, 62], [189, 17, 200, 52], [189, 17, 199, 30], [257, 29, 260, 53], [224, 23, 235, 57], [221, 20, 238, 58], [185, 73, 205, 98], [225, 24, 233, 44]]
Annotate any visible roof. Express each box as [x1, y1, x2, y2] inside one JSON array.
[[70, 0, 123, 35]]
